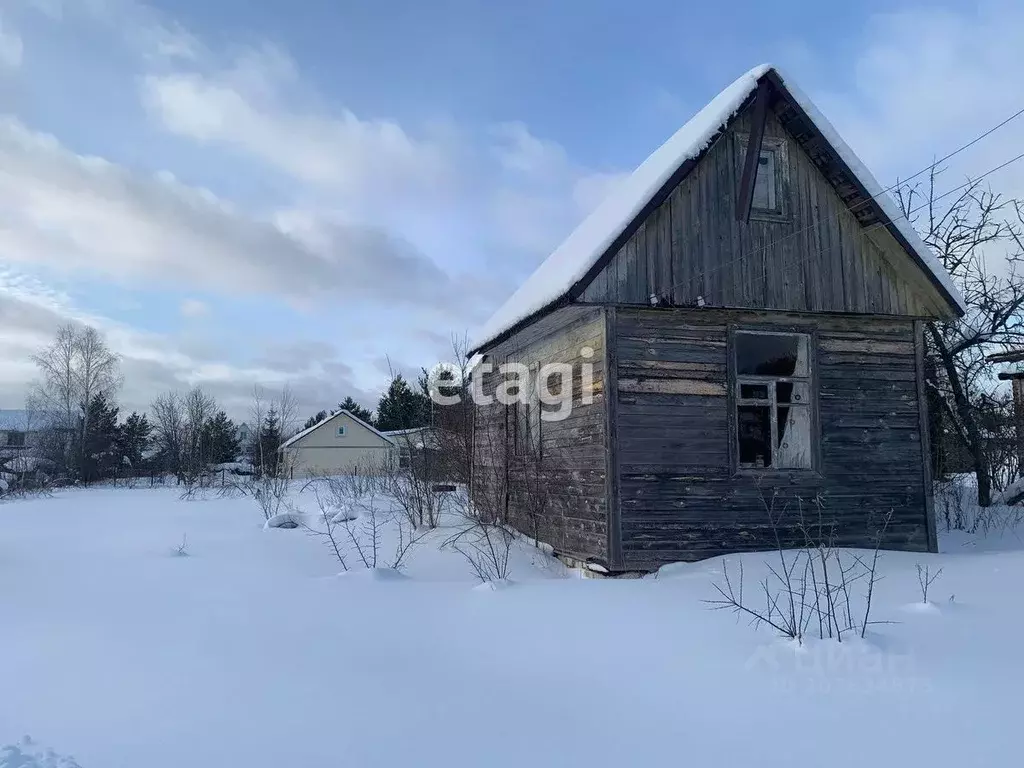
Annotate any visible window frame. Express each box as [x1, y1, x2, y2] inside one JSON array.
[[728, 326, 820, 476], [735, 134, 790, 222], [512, 361, 541, 459], [336, 425, 347, 437]]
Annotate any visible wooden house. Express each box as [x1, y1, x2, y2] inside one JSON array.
[[467, 65, 965, 573]]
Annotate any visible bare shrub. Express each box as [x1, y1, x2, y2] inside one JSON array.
[[383, 435, 449, 529], [173, 534, 189, 557], [936, 475, 970, 531], [916, 563, 943, 603], [707, 494, 893, 644], [443, 518, 515, 583], [306, 472, 425, 571], [241, 471, 292, 521]]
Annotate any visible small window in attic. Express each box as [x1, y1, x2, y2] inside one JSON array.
[[737, 134, 789, 220], [751, 149, 777, 212]]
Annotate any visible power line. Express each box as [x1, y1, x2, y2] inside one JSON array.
[[675, 149, 1024, 305], [652, 109, 1024, 299]]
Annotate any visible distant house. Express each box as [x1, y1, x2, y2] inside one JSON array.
[[0, 410, 56, 454], [235, 422, 253, 451], [279, 410, 396, 477], [468, 65, 965, 572], [381, 427, 442, 468]]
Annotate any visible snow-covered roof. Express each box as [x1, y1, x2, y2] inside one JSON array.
[[381, 427, 432, 437], [469, 64, 966, 353], [0, 409, 56, 431], [279, 410, 395, 450]]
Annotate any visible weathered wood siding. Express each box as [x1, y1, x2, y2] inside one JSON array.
[[472, 305, 609, 563], [579, 104, 945, 318], [612, 307, 931, 570]]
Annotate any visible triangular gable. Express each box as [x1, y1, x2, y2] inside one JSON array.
[[469, 65, 965, 354], [279, 409, 395, 450]]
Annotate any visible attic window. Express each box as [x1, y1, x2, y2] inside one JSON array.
[[751, 150, 777, 211], [337, 426, 347, 437], [737, 134, 788, 219]]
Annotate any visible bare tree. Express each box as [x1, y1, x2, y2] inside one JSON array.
[[181, 387, 217, 484], [897, 170, 1024, 505], [30, 324, 78, 435], [75, 326, 121, 449], [151, 391, 186, 478], [30, 324, 120, 479], [249, 384, 296, 476]]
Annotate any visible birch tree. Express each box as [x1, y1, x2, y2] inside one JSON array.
[[31, 324, 121, 477]]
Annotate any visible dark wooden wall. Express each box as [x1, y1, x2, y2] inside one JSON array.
[[579, 104, 946, 318], [611, 307, 933, 571], [472, 305, 610, 563]]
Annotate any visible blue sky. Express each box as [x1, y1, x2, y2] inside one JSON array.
[[0, 0, 1021, 420]]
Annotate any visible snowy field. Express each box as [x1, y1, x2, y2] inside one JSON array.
[[1, 484, 1021, 767]]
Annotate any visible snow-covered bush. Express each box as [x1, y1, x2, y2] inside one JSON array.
[[264, 512, 305, 530]]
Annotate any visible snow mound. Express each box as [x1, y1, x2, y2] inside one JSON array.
[[1, 456, 50, 473], [338, 567, 408, 582], [263, 512, 306, 531], [992, 478, 1024, 505], [654, 561, 720, 579], [329, 505, 357, 524], [472, 578, 515, 592], [0, 736, 83, 768], [903, 601, 942, 615]]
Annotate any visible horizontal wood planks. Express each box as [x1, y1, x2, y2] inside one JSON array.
[[578, 103, 947, 319], [612, 307, 931, 570], [472, 305, 610, 563]]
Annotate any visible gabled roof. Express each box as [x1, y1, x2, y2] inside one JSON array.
[[0, 409, 57, 431], [469, 64, 966, 354], [279, 409, 396, 450]]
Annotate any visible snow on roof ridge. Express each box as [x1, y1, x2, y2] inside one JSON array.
[[279, 409, 395, 450], [469, 63, 965, 353]]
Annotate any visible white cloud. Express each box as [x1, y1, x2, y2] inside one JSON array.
[[812, 1, 1024, 205], [0, 15, 23, 69], [140, 47, 455, 206], [0, 275, 382, 419], [179, 298, 208, 318], [0, 117, 462, 309], [2, 0, 633, 415]]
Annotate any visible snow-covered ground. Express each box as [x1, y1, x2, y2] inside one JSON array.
[[1, 484, 1020, 767]]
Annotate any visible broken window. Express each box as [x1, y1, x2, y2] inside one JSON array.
[[734, 331, 812, 470]]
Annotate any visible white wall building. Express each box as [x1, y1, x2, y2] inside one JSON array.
[[279, 410, 396, 477]]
